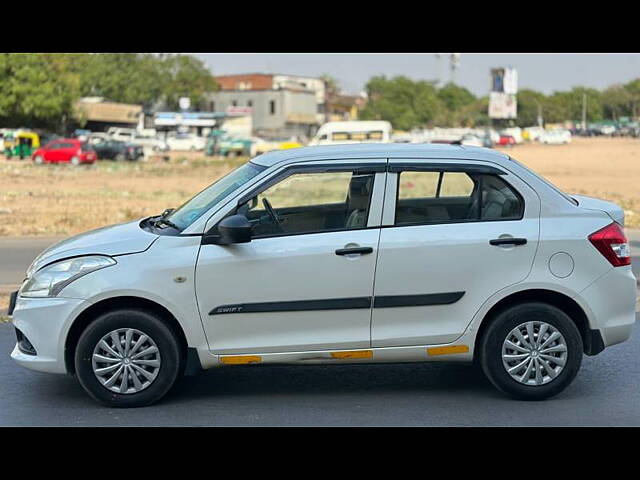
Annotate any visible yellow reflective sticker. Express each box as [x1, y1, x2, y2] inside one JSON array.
[[330, 350, 373, 359], [220, 355, 262, 365], [427, 345, 470, 356]]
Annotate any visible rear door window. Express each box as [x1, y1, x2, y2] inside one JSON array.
[[395, 169, 523, 226]]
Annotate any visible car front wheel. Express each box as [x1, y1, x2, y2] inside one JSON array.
[[479, 302, 583, 400], [74, 309, 183, 407]]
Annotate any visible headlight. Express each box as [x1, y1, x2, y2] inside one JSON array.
[[21, 256, 116, 298]]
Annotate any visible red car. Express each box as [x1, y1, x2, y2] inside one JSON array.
[[496, 134, 516, 147], [32, 138, 97, 165]]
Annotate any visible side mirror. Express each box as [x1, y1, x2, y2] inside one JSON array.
[[203, 214, 252, 245]]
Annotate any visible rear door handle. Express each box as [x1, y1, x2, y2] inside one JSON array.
[[335, 247, 373, 256], [490, 238, 527, 246]]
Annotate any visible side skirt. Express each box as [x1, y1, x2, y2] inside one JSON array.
[[211, 342, 474, 367]]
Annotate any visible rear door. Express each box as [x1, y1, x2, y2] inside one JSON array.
[[371, 159, 540, 347]]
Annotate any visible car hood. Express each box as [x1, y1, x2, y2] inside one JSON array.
[[27, 219, 159, 276], [573, 194, 625, 226]]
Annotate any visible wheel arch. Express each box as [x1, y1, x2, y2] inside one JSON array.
[[64, 296, 189, 375], [473, 288, 598, 357]]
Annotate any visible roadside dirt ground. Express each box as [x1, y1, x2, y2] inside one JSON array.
[[0, 152, 246, 237], [1, 138, 638, 238], [494, 137, 640, 225]]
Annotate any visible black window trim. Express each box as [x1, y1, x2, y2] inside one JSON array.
[[218, 162, 386, 240], [392, 164, 525, 228]]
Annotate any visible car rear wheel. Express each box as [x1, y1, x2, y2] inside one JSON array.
[[70, 156, 81, 166], [115, 153, 125, 162], [34, 155, 44, 165], [74, 309, 183, 407], [479, 302, 583, 400]]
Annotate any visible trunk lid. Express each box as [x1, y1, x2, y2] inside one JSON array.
[[573, 194, 625, 226]]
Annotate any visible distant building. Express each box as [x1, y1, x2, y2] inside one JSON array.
[[73, 97, 142, 131], [325, 93, 367, 122], [208, 73, 367, 139], [209, 73, 328, 139], [152, 111, 252, 138]]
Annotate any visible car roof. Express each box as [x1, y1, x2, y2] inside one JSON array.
[[250, 143, 510, 168]]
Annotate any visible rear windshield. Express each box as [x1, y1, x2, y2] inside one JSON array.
[[508, 156, 578, 205]]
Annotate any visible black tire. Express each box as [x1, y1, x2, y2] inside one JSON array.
[[478, 302, 583, 400], [74, 308, 183, 407]]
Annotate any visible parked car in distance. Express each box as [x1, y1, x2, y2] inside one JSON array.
[[538, 129, 572, 145], [87, 132, 111, 145], [166, 132, 207, 151], [496, 134, 516, 146], [31, 138, 96, 165], [9, 143, 636, 407], [459, 133, 484, 147], [92, 139, 144, 162], [250, 136, 303, 156], [107, 127, 169, 152]]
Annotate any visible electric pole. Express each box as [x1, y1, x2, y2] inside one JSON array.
[[450, 53, 460, 85], [582, 92, 587, 130]]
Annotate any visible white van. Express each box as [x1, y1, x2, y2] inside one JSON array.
[[309, 121, 392, 146]]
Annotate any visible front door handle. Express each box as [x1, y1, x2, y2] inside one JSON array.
[[490, 238, 527, 246], [335, 247, 373, 256]]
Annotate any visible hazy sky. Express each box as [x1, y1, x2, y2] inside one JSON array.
[[196, 53, 640, 96]]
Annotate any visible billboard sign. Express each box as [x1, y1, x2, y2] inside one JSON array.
[[491, 68, 518, 94], [179, 97, 191, 110], [225, 106, 253, 116], [488, 92, 517, 119]]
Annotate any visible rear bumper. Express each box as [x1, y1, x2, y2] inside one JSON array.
[[578, 266, 637, 350]]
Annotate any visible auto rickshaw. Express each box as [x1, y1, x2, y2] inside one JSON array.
[[205, 129, 253, 157], [4, 130, 40, 159]]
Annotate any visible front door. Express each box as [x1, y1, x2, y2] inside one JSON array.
[[371, 159, 540, 347], [195, 162, 386, 354]]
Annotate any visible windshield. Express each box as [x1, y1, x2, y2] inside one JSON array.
[[508, 156, 578, 205], [165, 162, 266, 230]]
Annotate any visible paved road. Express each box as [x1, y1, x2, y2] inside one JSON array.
[[0, 236, 61, 286], [0, 315, 638, 426], [0, 233, 639, 426]]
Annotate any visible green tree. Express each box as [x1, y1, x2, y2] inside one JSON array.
[[159, 54, 218, 110], [545, 87, 602, 123], [514, 89, 546, 127], [623, 79, 640, 119], [0, 53, 81, 131], [360, 75, 443, 130], [601, 84, 633, 121], [74, 53, 166, 108]]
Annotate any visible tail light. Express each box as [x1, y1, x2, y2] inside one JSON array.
[[588, 222, 631, 266]]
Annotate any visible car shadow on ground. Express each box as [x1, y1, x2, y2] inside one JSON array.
[[165, 362, 500, 403]]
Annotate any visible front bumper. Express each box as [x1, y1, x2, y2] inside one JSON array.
[[10, 295, 89, 374]]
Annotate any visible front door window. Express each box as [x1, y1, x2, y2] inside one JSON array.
[[239, 170, 375, 237]]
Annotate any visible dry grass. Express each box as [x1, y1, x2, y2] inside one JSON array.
[[0, 152, 246, 237], [0, 138, 639, 240]]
